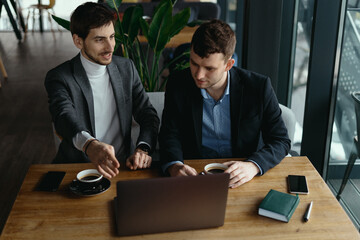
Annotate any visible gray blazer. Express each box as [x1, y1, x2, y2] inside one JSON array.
[[45, 54, 159, 163]]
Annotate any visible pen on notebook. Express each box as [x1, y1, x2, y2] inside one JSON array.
[[304, 201, 313, 222]]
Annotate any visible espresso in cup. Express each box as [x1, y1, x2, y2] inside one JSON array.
[[204, 163, 228, 174], [81, 174, 101, 181], [77, 169, 103, 184]]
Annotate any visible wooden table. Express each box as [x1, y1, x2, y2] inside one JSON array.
[[1, 157, 359, 239], [138, 26, 197, 48]]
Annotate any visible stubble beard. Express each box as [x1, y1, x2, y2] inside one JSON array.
[[83, 47, 112, 66]]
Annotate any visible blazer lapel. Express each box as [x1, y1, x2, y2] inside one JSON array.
[[107, 62, 126, 137], [230, 68, 244, 148], [190, 81, 203, 154], [71, 54, 96, 135]]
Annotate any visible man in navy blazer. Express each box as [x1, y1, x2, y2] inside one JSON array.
[[45, 3, 159, 178], [159, 20, 290, 188]]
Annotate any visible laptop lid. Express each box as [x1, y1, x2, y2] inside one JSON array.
[[115, 173, 230, 236]]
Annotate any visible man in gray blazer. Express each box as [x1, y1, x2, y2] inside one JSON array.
[[45, 2, 159, 178]]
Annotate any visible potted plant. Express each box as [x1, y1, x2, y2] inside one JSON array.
[[53, 0, 196, 92]]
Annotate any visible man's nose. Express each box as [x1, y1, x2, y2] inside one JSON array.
[[195, 68, 205, 79], [105, 39, 114, 51]]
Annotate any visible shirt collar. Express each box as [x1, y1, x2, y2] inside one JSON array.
[[201, 71, 230, 101]]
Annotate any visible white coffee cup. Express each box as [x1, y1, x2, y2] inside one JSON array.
[[204, 163, 228, 174], [77, 169, 103, 183]]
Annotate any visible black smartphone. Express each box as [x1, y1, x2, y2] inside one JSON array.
[[287, 175, 309, 194], [36, 171, 66, 192]]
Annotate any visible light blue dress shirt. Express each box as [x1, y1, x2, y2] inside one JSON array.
[[200, 77, 232, 158]]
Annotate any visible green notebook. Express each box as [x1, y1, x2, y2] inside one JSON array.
[[258, 189, 300, 222]]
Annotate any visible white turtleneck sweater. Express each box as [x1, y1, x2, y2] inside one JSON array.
[[72, 53, 123, 159]]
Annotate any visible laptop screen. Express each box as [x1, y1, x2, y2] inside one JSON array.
[[114, 173, 230, 236]]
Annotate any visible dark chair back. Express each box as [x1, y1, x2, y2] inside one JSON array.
[[175, 2, 221, 20], [118, 2, 157, 17], [117, 2, 220, 21]]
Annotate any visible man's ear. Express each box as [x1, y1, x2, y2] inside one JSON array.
[[73, 34, 83, 50], [225, 58, 235, 71]]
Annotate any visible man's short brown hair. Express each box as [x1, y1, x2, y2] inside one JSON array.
[[191, 19, 236, 60], [70, 2, 115, 39]]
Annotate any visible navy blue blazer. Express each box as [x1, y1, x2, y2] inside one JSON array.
[[159, 67, 290, 174]]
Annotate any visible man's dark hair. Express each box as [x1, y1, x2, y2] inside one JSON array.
[[191, 19, 236, 60], [70, 2, 115, 39]]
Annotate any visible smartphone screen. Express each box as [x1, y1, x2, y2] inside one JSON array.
[[288, 175, 309, 194], [36, 171, 66, 192]]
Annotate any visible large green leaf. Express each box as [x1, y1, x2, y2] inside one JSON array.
[[114, 20, 129, 57], [114, 20, 123, 42], [106, 0, 122, 10], [122, 5, 143, 44], [51, 15, 70, 31], [139, 17, 149, 40], [153, 0, 169, 14], [114, 37, 122, 52], [169, 7, 190, 38], [148, 0, 173, 53]]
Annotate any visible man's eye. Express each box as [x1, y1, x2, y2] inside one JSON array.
[[190, 61, 198, 66]]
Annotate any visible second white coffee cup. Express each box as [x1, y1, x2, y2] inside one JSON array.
[[204, 163, 228, 174], [77, 169, 103, 183]]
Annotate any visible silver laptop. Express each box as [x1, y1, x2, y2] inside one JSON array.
[[114, 173, 230, 236]]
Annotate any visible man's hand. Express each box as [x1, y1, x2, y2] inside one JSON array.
[[223, 161, 260, 188], [85, 140, 120, 179], [126, 148, 152, 170], [168, 163, 198, 177]]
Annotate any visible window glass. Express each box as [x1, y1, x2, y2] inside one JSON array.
[[291, 0, 314, 154], [327, 2, 360, 229]]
